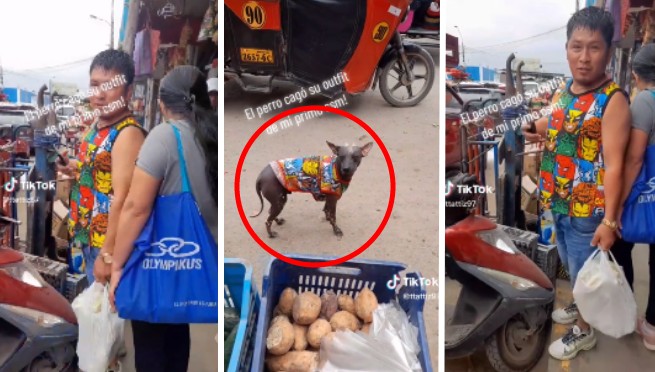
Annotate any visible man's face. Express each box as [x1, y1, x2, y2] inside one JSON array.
[[566, 28, 610, 87], [89, 68, 129, 120]]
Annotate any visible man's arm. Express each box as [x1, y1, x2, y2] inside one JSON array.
[[102, 127, 145, 255], [601, 92, 631, 223]]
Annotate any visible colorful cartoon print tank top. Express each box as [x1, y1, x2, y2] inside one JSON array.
[[269, 156, 348, 201], [68, 117, 142, 272], [539, 79, 622, 217]]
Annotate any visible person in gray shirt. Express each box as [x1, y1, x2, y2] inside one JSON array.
[[611, 43, 655, 351], [108, 65, 218, 372]]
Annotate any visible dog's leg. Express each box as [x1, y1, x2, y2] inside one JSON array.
[[266, 202, 283, 238], [261, 172, 288, 238], [323, 201, 330, 221], [275, 194, 287, 225], [326, 196, 342, 238]]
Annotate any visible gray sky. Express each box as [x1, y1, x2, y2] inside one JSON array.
[[1, 0, 124, 92], [445, 0, 579, 76]]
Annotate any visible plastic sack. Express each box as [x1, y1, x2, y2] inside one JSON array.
[[319, 302, 422, 372], [572, 249, 637, 338], [72, 282, 125, 372]]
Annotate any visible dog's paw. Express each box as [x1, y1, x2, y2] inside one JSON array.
[[268, 231, 278, 238], [334, 228, 343, 238], [275, 218, 285, 225]]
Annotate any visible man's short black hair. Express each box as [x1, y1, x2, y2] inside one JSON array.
[[567, 6, 615, 48], [89, 49, 135, 85]]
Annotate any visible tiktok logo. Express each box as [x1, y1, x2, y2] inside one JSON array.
[[387, 274, 402, 290], [3, 178, 17, 192], [445, 180, 455, 197]]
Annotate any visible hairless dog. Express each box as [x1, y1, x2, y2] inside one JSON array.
[[251, 141, 374, 238]]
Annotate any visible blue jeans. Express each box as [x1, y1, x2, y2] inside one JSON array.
[[82, 246, 100, 285], [553, 214, 602, 286]]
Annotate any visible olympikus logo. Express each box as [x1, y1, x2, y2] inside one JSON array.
[[142, 237, 202, 270], [637, 177, 655, 204]]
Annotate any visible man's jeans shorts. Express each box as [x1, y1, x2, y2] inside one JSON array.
[[552, 214, 602, 286]]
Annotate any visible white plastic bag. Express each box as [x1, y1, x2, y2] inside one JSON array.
[[319, 302, 422, 372], [572, 249, 637, 338], [72, 282, 125, 372]]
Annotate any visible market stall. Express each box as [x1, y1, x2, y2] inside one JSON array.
[[119, 0, 217, 130]]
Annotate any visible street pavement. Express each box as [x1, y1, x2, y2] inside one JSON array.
[[224, 46, 439, 369]]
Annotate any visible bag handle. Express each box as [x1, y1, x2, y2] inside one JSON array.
[[171, 125, 191, 193], [590, 248, 623, 274]]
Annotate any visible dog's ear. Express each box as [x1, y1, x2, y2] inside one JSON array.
[[360, 142, 374, 157], [326, 141, 339, 155]]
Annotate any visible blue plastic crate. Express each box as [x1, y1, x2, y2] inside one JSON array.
[[251, 254, 432, 372], [225, 259, 260, 372]]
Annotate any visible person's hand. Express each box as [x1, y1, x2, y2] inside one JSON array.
[[521, 122, 542, 143], [592, 224, 617, 251], [93, 251, 112, 284], [109, 269, 122, 312], [56, 155, 77, 177]]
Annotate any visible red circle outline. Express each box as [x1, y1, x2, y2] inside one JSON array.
[[234, 105, 396, 268]]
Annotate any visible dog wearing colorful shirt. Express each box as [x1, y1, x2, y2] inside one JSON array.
[[251, 141, 374, 238]]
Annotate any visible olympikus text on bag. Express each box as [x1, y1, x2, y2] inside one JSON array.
[[637, 177, 655, 204], [141, 237, 203, 271]]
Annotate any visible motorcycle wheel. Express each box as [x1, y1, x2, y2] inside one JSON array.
[[23, 342, 76, 372], [379, 47, 435, 107], [484, 313, 548, 372]]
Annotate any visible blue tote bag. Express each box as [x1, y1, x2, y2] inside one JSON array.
[[115, 125, 218, 323], [621, 144, 655, 244]]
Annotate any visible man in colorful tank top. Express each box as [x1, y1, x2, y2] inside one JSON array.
[[58, 50, 146, 287], [522, 7, 631, 360]]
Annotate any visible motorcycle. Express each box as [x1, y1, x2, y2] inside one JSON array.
[[398, 0, 439, 44], [224, 0, 435, 107], [0, 215, 77, 372], [445, 170, 554, 372]]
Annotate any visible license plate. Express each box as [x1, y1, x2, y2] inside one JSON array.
[[240, 48, 274, 64]]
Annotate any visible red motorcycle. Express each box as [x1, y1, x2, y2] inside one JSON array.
[[445, 170, 554, 372], [0, 216, 77, 371], [224, 0, 435, 107]]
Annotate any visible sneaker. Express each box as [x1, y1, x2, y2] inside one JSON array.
[[552, 303, 579, 324], [106, 361, 122, 372], [637, 318, 655, 351], [549, 325, 597, 360]]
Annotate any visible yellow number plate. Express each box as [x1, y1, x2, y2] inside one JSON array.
[[240, 48, 274, 64]]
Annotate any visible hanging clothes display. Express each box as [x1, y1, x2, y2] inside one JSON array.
[[604, 0, 631, 43], [198, 0, 217, 43], [133, 28, 152, 76], [134, 27, 161, 76]]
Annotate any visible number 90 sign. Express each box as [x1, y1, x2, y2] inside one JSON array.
[[242, 1, 265, 29]]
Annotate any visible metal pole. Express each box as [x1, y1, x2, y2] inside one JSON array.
[[123, 0, 140, 56], [455, 26, 465, 64], [110, 0, 115, 49]]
